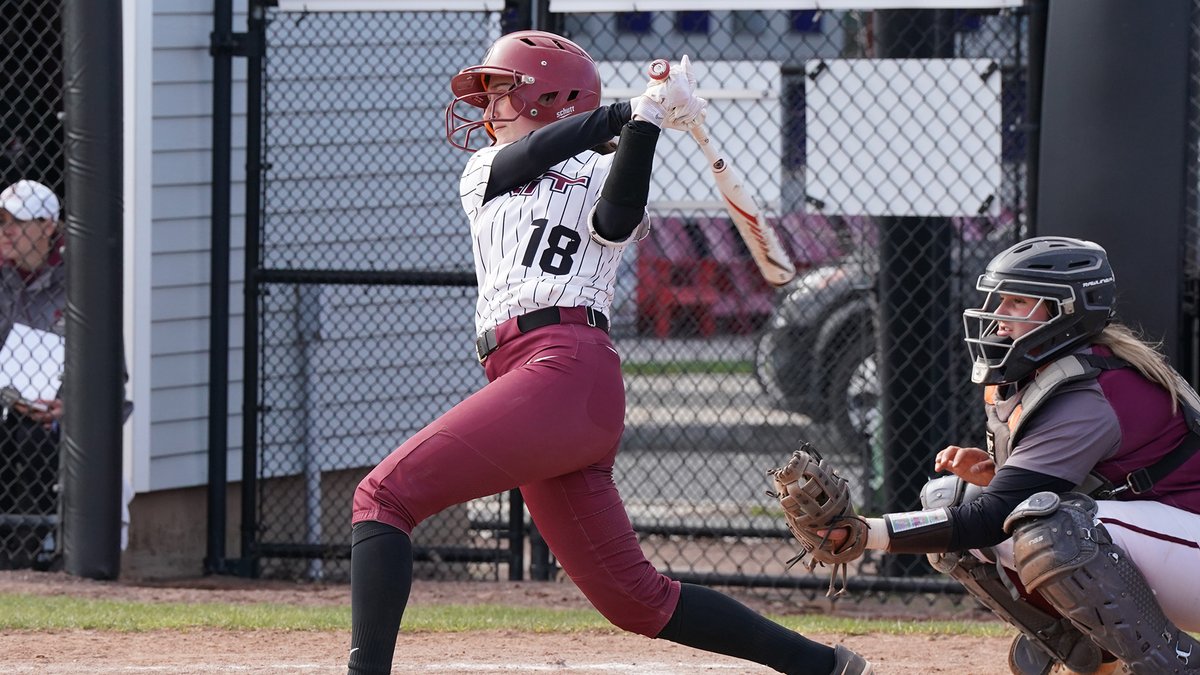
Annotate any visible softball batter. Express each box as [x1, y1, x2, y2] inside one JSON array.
[[346, 31, 872, 675]]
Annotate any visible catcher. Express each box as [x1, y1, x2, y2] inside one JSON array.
[[770, 236, 1200, 675]]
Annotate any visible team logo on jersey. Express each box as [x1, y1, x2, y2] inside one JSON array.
[[511, 170, 590, 197]]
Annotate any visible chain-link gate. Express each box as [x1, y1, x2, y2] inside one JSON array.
[[248, 10, 514, 581], [245, 3, 1032, 604], [0, 1, 66, 571]]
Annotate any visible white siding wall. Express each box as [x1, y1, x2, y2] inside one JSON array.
[[255, 12, 496, 482], [149, 0, 249, 490], [146, 4, 498, 492]]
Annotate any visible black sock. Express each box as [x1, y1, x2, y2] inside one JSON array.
[[347, 521, 412, 675], [655, 583, 836, 675]]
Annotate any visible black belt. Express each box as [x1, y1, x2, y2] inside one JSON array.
[[476, 306, 609, 363]]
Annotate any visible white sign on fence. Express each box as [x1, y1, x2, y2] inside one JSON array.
[[805, 58, 1002, 218], [276, 0, 503, 11]]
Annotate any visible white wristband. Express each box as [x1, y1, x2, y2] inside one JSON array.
[[629, 95, 665, 127], [864, 517, 889, 550]]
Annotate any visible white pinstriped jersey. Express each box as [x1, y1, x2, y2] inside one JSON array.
[[459, 144, 647, 335]]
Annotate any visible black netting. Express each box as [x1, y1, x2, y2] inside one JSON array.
[[253, 11, 502, 580], [0, 1, 64, 571], [0, 2, 63, 194], [251, 6, 1030, 603]]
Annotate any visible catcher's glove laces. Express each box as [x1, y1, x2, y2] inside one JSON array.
[[767, 443, 870, 598]]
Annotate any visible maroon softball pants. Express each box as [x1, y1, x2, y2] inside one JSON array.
[[352, 318, 681, 636]]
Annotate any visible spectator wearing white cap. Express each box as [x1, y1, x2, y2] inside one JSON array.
[[0, 179, 66, 570], [0, 179, 64, 342], [0, 180, 134, 569], [0, 179, 66, 381], [0, 180, 62, 280]]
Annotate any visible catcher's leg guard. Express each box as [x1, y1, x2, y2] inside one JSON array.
[[1006, 492, 1200, 674], [919, 476, 1100, 675], [937, 551, 1101, 674]]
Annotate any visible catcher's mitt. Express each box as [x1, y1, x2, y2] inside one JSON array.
[[767, 442, 870, 596]]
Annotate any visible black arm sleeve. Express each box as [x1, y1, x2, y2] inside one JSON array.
[[483, 102, 633, 202], [945, 466, 1075, 552], [592, 119, 661, 242]]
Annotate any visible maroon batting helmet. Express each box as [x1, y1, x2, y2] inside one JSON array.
[[445, 30, 602, 151]]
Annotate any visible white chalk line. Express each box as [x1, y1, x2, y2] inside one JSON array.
[[427, 662, 749, 672], [0, 661, 750, 674]]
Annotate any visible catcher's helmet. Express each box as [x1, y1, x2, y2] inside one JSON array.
[[963, 236, 1115, 385], [445, 30, 602, 151]]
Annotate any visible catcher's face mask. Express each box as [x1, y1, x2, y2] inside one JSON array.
[[964, 236, 1117, 386], [963, 278, 1065, 385]]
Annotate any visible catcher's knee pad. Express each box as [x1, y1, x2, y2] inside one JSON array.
[[920, 474, 987, 510], [920, 475, 984, 574], [1005, 491, 1200, 674]]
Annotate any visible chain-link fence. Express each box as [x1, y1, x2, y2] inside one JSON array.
[[251, 11, 504, 581], [245, 4, 1032, 604], [559, 7, 1031, 588], [0, 1, 65, 571]]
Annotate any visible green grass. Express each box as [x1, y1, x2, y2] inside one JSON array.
[[0, 593, 1007, 637], [0, 594, 350, 631], [622, 360, 754, 376]]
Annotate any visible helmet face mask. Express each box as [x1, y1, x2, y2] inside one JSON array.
[[445, 31, 602, 151], [964, 281, 1065, 385], [446, 71, 534, 151], [962, 236, 1115, 385]]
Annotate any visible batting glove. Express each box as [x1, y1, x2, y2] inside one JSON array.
[[675, 53, 699, 94], [651, 57, 695, 103], [664, 95, 707, 131]]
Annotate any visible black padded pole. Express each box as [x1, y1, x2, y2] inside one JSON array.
[[207, 0, 234, 577], [61, 0, 125, 579], [1036, 0, 1191, 363]]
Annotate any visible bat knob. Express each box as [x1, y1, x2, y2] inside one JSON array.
[[648, 59, 669, 81]]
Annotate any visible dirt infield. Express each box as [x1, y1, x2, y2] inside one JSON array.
[[0, 571, 1013, 674]]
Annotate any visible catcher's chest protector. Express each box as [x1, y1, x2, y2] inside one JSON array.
[[983, 355, 1099, 467], [984, 352, 1200, 505]]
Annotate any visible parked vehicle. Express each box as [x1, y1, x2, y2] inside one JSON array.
[[754, 259, 879, 444], [755, 213, 1019, 445]]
